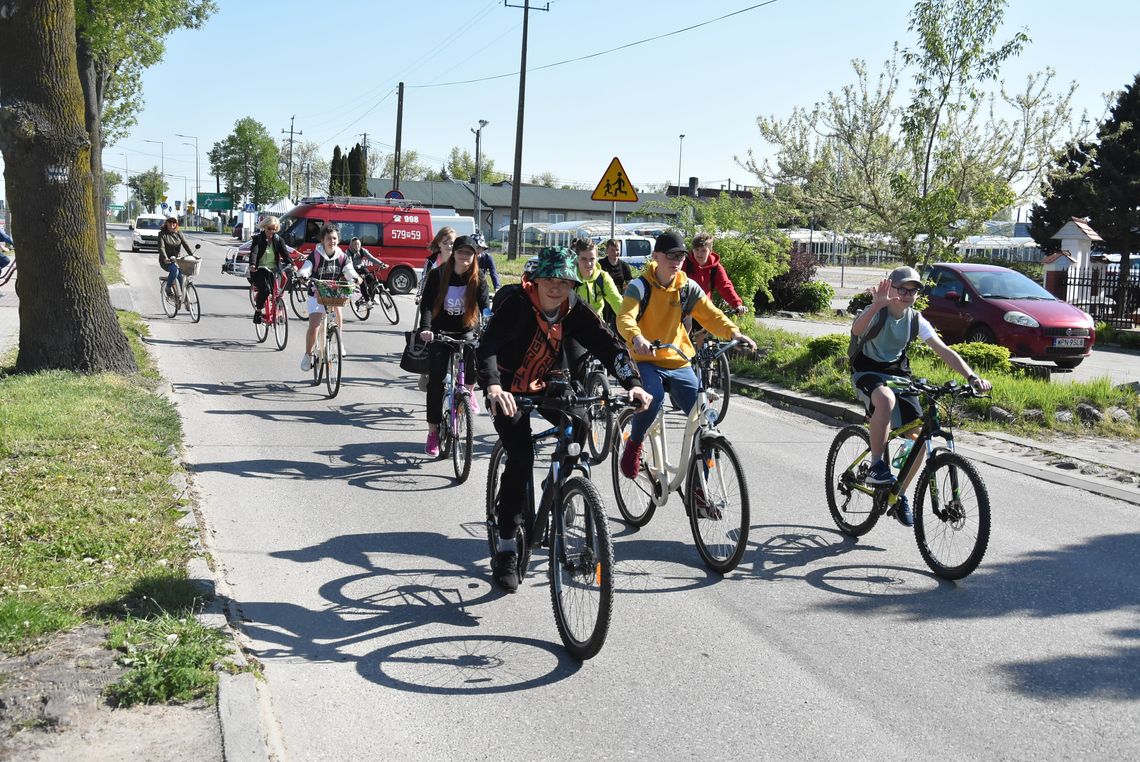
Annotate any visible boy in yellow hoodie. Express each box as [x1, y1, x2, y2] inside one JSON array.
[[615, 230, 756, 479]]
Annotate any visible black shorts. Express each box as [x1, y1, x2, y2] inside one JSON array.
[[852, 372, 921, 430]]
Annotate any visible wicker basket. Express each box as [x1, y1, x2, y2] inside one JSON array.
[[315, 282, 352, 307], [176, 256, 201, 277]]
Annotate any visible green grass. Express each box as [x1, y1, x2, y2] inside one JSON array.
[[102, 238, 123, 285]]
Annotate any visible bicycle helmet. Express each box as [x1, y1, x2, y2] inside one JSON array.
[[522, 256, 541, 281]]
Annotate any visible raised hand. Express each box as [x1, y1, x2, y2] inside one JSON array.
[[868, 278, 897, 308]]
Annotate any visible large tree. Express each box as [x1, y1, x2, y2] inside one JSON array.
[[0, 0, 136, 373], [445, 145, 503, 183], [347, 143, 365, 196], [128, 167, 167, 212], [208, 118, 287, 208], [280, 139, 330, 198], [75, 0, 215, 248], [379, 149, 432, 182], [743, 0, 1078, 266]]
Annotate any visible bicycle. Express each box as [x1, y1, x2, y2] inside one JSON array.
[[0, 256, 15, 289], [611, 339, 750, 574], [159, 245, 202, 322], [254, 268, 290, 351], [691, 328, 732, 425], [824, 378, 991, 580], [577, 355, 613, 466], [485, 387, 628, 660], [306, 279, 351, 399], [288, 275, 310, 320], [370, 265, 400, 325], [432, 333, 478, 483]]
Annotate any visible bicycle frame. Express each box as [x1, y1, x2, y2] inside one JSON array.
[[263, 270, 287, 322], [435, 334, 474, 438]]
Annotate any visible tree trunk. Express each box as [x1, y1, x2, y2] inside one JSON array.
[[76, 32, 107, 263], [0, 0, 137, 374]]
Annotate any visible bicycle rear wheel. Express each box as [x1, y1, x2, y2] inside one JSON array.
[[160, 280, 178, 317], [248, 283, 257, 308], [704, 352, 731, 425], [290, 282, 309, 320], [325, 325, 343, 398], [610, 409, 657, 527], [185, 282, 201, 323], [584, 370, 612, 466], [914, 451, 991, 580], [486, 442, 508, 559], [377, 288, 399, 325], [273, 297, 288, 350], [686, 438, 749, 574], [824, 425, 881, 536], [350, 293, 371, 321], [452, 394, 474, 483], [550, 475, 614, 660]]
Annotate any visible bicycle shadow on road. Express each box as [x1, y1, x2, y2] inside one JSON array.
[[202, 399, 424, 431], [744, 523, 864, 584]]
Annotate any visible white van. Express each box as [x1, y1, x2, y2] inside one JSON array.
[[430, 214, 476, 239], [131, 214, 166, 251]]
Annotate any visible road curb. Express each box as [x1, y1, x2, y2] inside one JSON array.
[[731, 376, 1140, 507]]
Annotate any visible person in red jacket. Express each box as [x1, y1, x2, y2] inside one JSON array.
[[682, 232, 747, 315]]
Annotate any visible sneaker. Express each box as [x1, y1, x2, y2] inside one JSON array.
[[892, 495, 914, 527], [425, 430, 440, 457], [691, 486, 722, 520], [492, 550, 520, 593], [620, 440, 643, 479], [300, 353, 312, 371], [467, 391, 479, 414], [253, 312, 262, 325], [865, 459, 896, 486]]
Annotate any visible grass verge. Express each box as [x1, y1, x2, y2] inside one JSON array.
[[0, 310, 234, 703], [102, 238, 124, 285]]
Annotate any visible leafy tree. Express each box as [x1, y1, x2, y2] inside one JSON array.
[[329, 146, 345, 195], [743, 0, 1078, 266], [379, 150, 433, 181], [74, 0, 216, 249], [531, 171, 557, 188], [103, 169, 123, 209], [208, 118, 287, 208], [0, 0, 137, 373], [128, 168, 167, 212], [1028, 141, 1094, 250], [284, 140, 331, 197], [347, 143, 366, 196], [445, 146, 503, 182]]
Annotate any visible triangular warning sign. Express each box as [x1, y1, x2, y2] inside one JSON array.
[[591, 157, 638, 203]]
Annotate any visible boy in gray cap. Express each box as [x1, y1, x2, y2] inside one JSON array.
[[849, 266, 991, 526]]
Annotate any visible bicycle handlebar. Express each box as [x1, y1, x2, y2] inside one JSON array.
[[891, 377, 989, 399], [651, 337, 740, 364], [431, 333, 479, 347]]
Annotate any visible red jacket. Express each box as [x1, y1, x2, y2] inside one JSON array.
[[682, 250, 743, 308]]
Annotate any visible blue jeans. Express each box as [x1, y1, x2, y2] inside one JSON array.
[[0, 253, 10, 271], [628, 362, 699, 443], [165, 261, 181, 291]]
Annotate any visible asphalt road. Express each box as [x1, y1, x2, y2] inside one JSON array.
[[117, 232, 1140, 760]]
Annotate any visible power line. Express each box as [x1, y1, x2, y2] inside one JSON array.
[[408, 1, 780, 89]]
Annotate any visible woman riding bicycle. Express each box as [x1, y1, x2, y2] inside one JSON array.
[[296, 224, 361, 369], [249, 216, 297, 324], [417, 235, 490, 457], [157, 216, 195, 297], [615, 231, 756, 481], [477, 246, 651, 593]]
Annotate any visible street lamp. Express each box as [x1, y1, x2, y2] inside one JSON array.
[[119, 153, 130, 220], [143, 139, 164, 211], [176, 133, 199, 213], [471, 119, 489, 237], [677, 134, 685, 197]]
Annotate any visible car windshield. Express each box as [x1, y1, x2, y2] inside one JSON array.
[[964, 270, 1056, 300], [136, 218, 163, 230]]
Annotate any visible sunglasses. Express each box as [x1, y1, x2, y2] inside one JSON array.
[[894, 285, 919, 296], [661, 251, 687, 261]]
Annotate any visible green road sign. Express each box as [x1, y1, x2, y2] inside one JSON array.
[[197, 192, 233, 212], [108, 204, 124, 212]]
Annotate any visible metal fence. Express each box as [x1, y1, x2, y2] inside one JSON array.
[[1044, 270, 1140, 328]]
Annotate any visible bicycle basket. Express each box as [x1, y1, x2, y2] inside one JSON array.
[[315, 281, 352, 307], [176, 257, 201, 277]]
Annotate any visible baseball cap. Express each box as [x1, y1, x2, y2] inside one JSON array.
[[452, 235, 479, 254], [653, 230, 687, 254], [532, 247, 581, 283], [470, 231, 488, 250], [889, 266, 923, 287]]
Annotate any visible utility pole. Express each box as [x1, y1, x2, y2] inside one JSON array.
[[394, 83, 405, 190], [505, 0, 550, 259], [471, 120, 489, 236], [304, 162, 312, 198], [677, 134, 685, 197], [281, 115, 302, 200], [359, 132, 372, 196]]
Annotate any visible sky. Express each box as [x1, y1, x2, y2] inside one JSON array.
[[3, 0, 1139, 210]]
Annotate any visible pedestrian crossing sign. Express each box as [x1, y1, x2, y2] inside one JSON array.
[[591, 157, 638, 203]]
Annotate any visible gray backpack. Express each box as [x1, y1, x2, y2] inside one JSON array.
[[848, 308, 919, 367]]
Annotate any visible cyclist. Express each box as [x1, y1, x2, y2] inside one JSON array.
[[249, 216, 297, 324], [682, 232, 747, 315], [347, 236, 386, 305], [616, 230, 756, 483], [567, 238, 623, 382], [157, 216, 195, 298], [472, 232, 500, 290], [296, 224, 362, 369], [478, 246, 651, 593], [415, 226, 457, 305], [417, 235, 490, 456], [850, 266, 991, 526]]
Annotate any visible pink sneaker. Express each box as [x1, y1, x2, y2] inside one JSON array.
[[425, 430, 440, 457]]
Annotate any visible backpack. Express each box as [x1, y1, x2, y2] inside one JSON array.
[[627, 275, 703, 323], [848, 308, 919, 367]]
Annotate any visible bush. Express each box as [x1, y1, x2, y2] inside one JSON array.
[[716, 235, 784, 311], [847, 291, 872, 315], [793, 279, 835, 312], [806, 333, 848, 362], [950, 341, 1012, 374], [201, 221, 218, 233]]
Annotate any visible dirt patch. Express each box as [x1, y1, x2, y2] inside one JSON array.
[[0, 624, 222, 761]]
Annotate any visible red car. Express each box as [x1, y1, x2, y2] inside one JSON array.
[[922, 263, 1095, 368]]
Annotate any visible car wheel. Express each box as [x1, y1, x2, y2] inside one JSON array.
[[1054, 358, 1084, 369], [963, 325, 997, 345], [387, 266, 415, 295]]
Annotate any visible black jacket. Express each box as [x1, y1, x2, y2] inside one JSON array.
[[249, 231, 292, 271], [417, 266, 491, 334], [476, 284, 640, 393]]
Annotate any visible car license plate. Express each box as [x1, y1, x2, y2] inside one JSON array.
[[1053, 337, 1084, 348]]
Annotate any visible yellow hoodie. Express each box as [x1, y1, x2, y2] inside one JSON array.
[[615, 261, 738, 369]]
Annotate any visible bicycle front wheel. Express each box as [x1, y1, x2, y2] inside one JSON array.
[[160, 281, 178, 317], [377, 288, 399, 325], [705, 352, 731, 425], [824, 425, 880, 536], [686, 438, 749, 574], [914, 451, 991, 580], [452, 394, 474, 483], [350, 293, 371, 321], [273, 297, 288, 350], [610, 409, 657, 527], [550, 475, 614, 660], [290, 282, 309, 320], [185, 282, 201, 323], [584, 370, 612, 466], [325, 325, 343, 398]]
